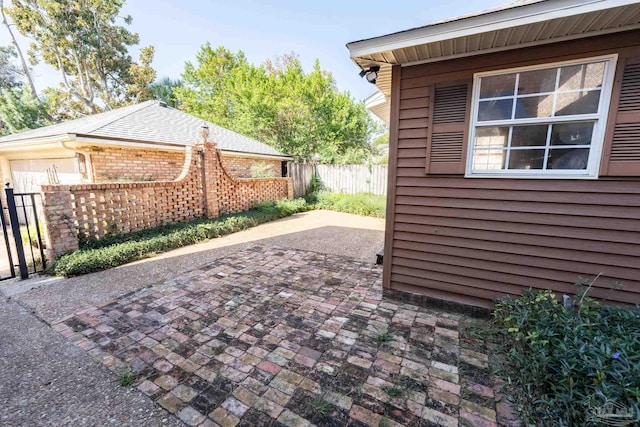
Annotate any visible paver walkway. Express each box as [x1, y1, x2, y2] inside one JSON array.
[[54, 244, 508, 427]]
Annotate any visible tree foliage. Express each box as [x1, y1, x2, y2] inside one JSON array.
[[0, 85, 47, 134], [148, 77, 183, 108], [177, 44, 375, 163], [0, 46, 21, 90], [0, 45, 47, 133], [5, 0, 156, 120]]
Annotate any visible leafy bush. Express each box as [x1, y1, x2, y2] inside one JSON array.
[[53, 198, 309, 277], [314, 191, 386, 218], [304, 174, 323, 204], [493, 287, 640, 426]]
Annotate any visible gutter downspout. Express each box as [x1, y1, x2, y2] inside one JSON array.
[[60, 140, 93, 183]]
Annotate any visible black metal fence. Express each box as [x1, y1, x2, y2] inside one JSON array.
[[0, 187, 47, 280]]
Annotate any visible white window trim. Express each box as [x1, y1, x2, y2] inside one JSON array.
[[465, 54, 618, 179]]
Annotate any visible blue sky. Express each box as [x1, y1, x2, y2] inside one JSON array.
[[2, 0, 506, 102]]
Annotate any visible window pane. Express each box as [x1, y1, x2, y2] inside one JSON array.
[[558, 62, 605, 91], [472, 149, 506, 170], [548, 148, 589, 170], [475, 127, 509, 148], [550, 122, 594, 146], [473, 127, 507, 170], [515, 95, 553, 119], [508, 149, 545, 170], [480, 74, 516, 98], [517, 68, 556, 94], [511, 125, 548, 147], [555, 90, 600, 116], [478, 99, 513, 121]]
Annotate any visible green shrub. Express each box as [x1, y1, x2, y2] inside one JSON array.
[[493, 287, 640, 426], [304, 174, 323, 204], [314, 191, 386, 218], [53, 198, 309, 277]]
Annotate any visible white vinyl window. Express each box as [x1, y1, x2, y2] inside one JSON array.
[[466, 55, 617, 178]]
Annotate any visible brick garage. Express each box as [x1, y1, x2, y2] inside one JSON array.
[[0, 100, 292, 190], [42, 142, 293, 259]]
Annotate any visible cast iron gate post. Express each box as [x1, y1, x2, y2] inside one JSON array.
[[5, 186, 29, 279]]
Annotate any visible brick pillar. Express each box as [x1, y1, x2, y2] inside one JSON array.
[[41, 186, 79, 260], [202, 141, 221, 218]]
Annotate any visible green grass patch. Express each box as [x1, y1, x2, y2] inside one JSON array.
[[375, 333, 392, 343], [313, 191, 386, 218], [118, 369, 134, 387], [53, 198, 310, 277], [381, 385, 403, 398], [493, 287, 640, 426], [20, 223, 45, 249]]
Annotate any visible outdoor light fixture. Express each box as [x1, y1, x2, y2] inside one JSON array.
[[200, 124, 210, 143], [359, 66, 380, 84]]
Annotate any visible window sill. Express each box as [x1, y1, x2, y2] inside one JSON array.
[[464, 172, 599, 179]]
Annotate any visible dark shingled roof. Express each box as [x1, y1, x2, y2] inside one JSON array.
[[0, 100, 289, 158]]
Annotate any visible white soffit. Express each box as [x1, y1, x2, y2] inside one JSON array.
[[348, 0, 640, 98], [365, 91, 391, 124]]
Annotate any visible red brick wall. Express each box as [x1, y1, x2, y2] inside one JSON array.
[[83, 146, 280, 181], [41, 143, 293, 259], [84, 146, 186, 182]]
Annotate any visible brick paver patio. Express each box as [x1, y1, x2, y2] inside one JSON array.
[[52, 245, 516, 427]]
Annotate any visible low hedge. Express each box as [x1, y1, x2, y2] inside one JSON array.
[[493, 288, 640, 426], [53, 198, 310, 277], [313, 191, 386, 218]]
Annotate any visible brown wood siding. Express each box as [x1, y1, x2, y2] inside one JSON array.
[[386, 30, 640, 308]]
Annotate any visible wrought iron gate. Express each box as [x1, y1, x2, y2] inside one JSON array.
[[0, 186, 47, 280]]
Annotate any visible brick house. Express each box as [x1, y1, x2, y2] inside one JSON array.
[[0, 100, 292, 191]]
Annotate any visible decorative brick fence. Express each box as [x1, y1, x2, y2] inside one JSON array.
[[41, 142, 293, 259]]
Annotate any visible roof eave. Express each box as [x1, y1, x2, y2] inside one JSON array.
[[347, 0, 638, 59], [0, 134, 290, 158]]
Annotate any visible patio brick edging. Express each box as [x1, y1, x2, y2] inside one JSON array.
[[41, 142, 293, 260]]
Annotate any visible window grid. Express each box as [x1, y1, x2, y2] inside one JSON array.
[[466, 55, 618, 178]]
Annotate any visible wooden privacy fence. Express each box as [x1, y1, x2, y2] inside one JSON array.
[[289, 163, 388, 197]]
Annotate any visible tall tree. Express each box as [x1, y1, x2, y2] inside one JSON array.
[[177, 46, 375, 163], [148, 77, 183, 108], [178, 44, 248, 128], [5, 0, 156, 118]]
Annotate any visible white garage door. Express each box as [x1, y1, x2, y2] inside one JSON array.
[[10, 158, 83, 193]]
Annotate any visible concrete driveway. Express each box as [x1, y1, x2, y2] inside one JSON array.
[[7, 210, 385, 323]]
